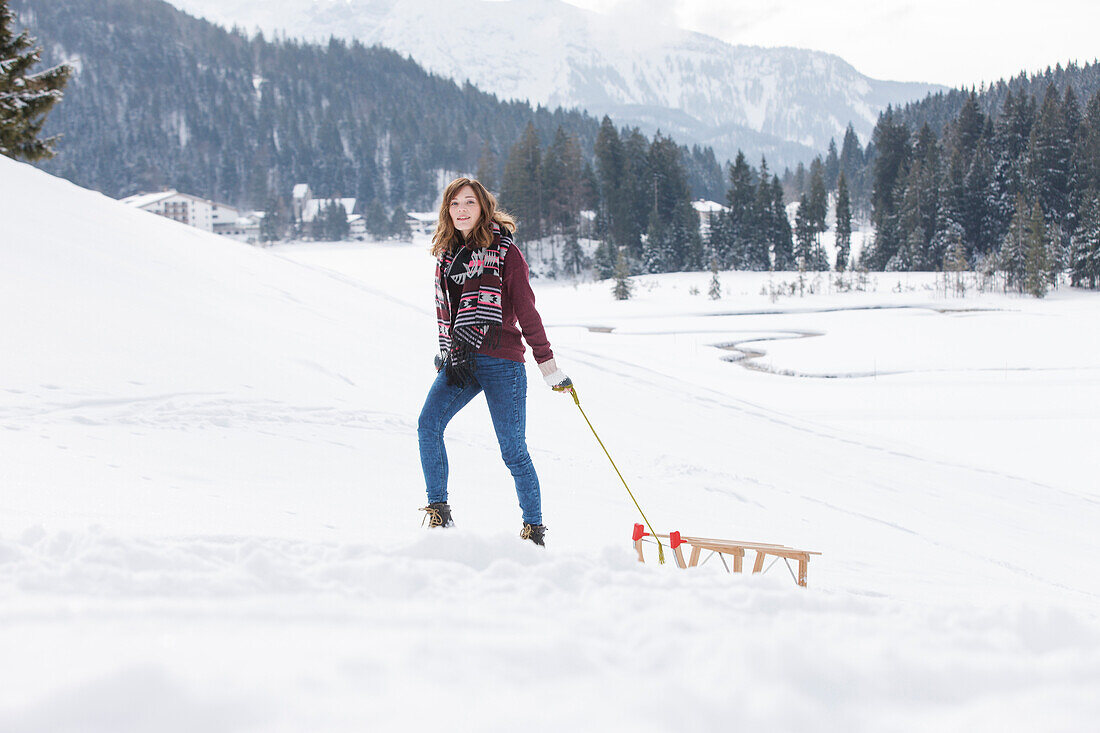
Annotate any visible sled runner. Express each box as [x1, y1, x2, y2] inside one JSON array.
[[632, 524, 820, 587]]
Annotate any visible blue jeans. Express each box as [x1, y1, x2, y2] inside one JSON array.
[[417, 354, 543, 525]]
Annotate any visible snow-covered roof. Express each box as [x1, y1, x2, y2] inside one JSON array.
[[121, 190, 178, 208], [692, 199, 727, 214], [407, 211, 437, 223], [292, 183, 310, 199], [302, 198, 356, 222]]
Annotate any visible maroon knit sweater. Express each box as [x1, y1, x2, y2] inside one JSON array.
[[445, 240, 553, 365]]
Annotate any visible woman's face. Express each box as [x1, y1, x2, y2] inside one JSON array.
[[449, 185, 481, 236]]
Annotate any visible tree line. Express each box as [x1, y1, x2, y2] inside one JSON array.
[[858, 82, 1100, 294], [494, 116, 726, 279]]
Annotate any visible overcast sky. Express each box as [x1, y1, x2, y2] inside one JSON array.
[[562, 0, 1099, 88]]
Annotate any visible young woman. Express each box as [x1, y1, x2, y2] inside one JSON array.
[[418, 177, 571, 546]]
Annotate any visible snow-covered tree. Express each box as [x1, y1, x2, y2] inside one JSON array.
[[1000, 194, 1030, 291], [0, 0, 71, 161], [834, 173, 852, 271], [1024, 201, 1050, 297], [1070, 191, 1100, 288], [612, 247, 632, 300], [1027, 85, 1072, 231]]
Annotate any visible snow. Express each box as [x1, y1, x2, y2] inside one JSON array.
[[160, 0, 942, 166], [691, 198, 726, 213], [119, 189, 178, 208], [3, 155, 1100, 730]]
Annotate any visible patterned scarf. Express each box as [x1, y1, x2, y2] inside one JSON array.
[[435, 222, 510, 385]]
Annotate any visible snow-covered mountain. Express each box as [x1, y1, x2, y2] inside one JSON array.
[[164, 0, 945, 167]]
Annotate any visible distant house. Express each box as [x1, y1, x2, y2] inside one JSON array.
[[347, 214, 367, 238], [122, 190, 216, 232], [301, 197, 357, 224], [215, 212, 263, 243], [291, 182, 364, 239], [122, 189, 263, 243], [291, 183, 312, 222], [407, 211, 437, 235], [692, 199, 726, 237]]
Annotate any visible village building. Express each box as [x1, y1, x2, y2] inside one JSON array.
[[121, 190, 216, 232], [692, 199, 727, 238], [406, 211, 437, 235], [300, 196, 357, 224], [122, 189, 261, 243]]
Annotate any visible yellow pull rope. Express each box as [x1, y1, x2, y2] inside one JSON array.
[[558, 385, 665, 564]]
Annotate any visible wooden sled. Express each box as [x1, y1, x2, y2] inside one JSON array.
[[632, 524, 821, 588]]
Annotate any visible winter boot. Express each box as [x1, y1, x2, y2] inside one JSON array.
[[520, 522, 547, 546], [420, 502, 454, 528]]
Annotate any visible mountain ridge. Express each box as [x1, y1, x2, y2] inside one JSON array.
[[162, 0, 946, 168]]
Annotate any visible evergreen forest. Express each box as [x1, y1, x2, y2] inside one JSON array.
[[779, 62, 1100, 291]]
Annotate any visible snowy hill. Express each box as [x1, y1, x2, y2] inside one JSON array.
[[163, 0, 944, 166], [3, 156, 1100, 730]]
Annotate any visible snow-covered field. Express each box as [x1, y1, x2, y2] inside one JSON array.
[[3, 155, 1100, 732]]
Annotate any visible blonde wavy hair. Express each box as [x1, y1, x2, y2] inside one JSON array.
[[430, 177, 515, 257]]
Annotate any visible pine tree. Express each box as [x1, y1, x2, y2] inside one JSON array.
[[839, 124, 865, 214], [793, 162, 806, 197], [1079, 91, 1100, 189], [807, 158, 828, 230], [714, 151, 756, 268], [365, 199, 389, 239], [1027, 85, 1072, 231], [0, 0, 72, 160], [962, 139, 996, 257], [476, 143, 499, 192], [390, 206, 411, 241], [745, 157, 774, 270], [1063, 84, 1083, 225], [1070, 191, 1100, 288], [794, 194, 827, 271], [953, 91, 986, 165], [835, 173, 852, 271], [501, 121, 542, 237], [593, 240, 616, 280], [1024, 201, 1050, 297], [541, 126, 583, 236], [990, 89, 1035, 244], [943, 226, 969, 296], [622, 128, 650, 260], [579, 160, 600, 212], [612, 247, 633, 300], [707, 257, 722, 299], [825, 139, 840, 190], [641, 132, 700, 272], [260, 198, 282, 243], [562, 234, 586, 277], [770, 175, 795, 270], [1000, 194, 1030, 291], [594, 117, 631, 254], [324, 200, 350, 241], [868, 108, 911, 269]]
